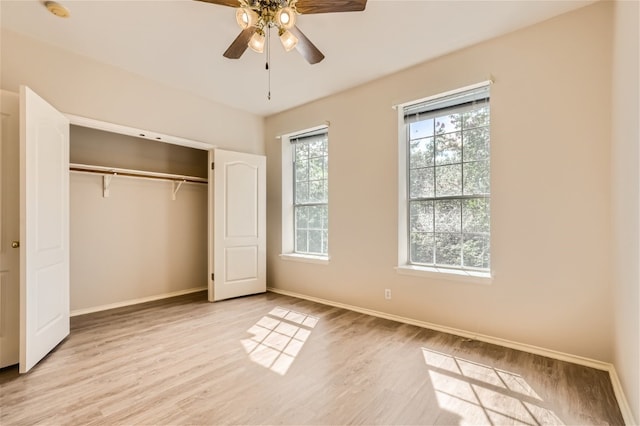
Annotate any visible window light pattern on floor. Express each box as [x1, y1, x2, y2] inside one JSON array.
[[241, 307, 318, 375], [422, 348, 564, 425]]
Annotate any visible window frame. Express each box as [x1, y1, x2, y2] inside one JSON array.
[[396, 82, 493, 283], [280, 124, 330, 264]]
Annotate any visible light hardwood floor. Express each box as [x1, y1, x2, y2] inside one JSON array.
[[0, 291, 624, 425]]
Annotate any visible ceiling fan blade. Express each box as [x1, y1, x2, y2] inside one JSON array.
[[295, 0, 366, 14], [290, 26, 325, 64], [223, 28, 256, 59], [193, 0, 241, 8]]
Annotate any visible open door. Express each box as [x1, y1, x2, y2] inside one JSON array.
[[19, 86, 70, 373], [0, 91, 20, 368], [209, 149, 266, 301]]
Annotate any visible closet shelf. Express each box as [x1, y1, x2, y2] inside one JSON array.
[[69, 163, 208, 184], [69, 163, 207, 199]]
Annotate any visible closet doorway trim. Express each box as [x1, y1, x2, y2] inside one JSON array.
[[65, 114, 215, 151]]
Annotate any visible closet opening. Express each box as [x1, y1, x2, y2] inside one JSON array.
[[68, 124, 210, 316]]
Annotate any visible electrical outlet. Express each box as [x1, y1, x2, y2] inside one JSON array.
[[384, 289, 391, 300]]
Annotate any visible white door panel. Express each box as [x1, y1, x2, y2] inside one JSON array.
[[225, 162, 259, 238], [225, 246, 258, 281], [19, 86, 70, 373], [211, 149, 265, 302]]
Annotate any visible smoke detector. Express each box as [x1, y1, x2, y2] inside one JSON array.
[[45, 1, 70, 18]]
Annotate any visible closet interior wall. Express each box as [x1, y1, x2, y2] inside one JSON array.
[[69, 125, 208, 314]]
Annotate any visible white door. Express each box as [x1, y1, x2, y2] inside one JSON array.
[[210, 149, 266, 301], [0, 91, 20, 368], [19, 86, 70, 373]]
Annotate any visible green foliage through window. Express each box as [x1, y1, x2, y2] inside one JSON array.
[[405, 86, 490, 270], [292, 132, 328, 255]]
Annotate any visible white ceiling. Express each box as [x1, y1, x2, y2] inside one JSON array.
[[1, 0, 593, 117]]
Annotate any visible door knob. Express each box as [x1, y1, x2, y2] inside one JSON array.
[[11, 241, 19, 248]]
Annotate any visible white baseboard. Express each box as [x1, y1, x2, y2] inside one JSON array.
[[70, 287, 207, 317], [608, 365, 637, 425], [267, 286, 636, 424]]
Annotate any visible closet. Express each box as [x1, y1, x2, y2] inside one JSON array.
[[68, 125, 209, 315], [0, 87, 266, 373]]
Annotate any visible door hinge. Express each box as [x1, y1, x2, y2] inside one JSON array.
[[211, 273, 214, 281], [211, 162, 215, 170]]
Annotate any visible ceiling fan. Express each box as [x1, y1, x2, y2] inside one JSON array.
[[195, 0, 367, 64]]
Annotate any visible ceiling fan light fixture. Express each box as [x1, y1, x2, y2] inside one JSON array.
[[276, 7, 296, 29], [235, 7, 258, 29], [204, 0, 360, 65], [248, 31, 266, 53], [279, 29, 298, 52]]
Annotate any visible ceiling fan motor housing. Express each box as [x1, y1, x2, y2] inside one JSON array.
[[240, 0, 298, 31]]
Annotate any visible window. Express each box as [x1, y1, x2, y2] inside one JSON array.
[[281, 126, 329, 262], [398, 84, 490, 275]]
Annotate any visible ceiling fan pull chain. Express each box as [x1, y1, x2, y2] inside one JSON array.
[[267, 27, 271, 100]]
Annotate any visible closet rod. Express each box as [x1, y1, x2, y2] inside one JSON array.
[[69, 163, 207, 184]]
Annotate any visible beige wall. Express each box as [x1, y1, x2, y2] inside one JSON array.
[[611, 0, 639, 422], [0, 29, 264, 155], [266, 2, 614, 362], [70, 172, 207, 312]]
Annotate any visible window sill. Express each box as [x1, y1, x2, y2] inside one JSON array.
[[280, 253, 330, 265], [395, 265, 492, 285]]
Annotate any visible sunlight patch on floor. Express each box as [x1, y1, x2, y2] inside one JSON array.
[[241, 307, 318, 375], [422, 348, 564, 425]]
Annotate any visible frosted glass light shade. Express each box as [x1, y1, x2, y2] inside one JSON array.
[[248, 31, 265, 53], [276, 7, 296, 29], [236, 7, 258, 29], [279, 30, 298, 51]]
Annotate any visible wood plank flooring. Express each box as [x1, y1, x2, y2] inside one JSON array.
[[0, 291, 624, 425]]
